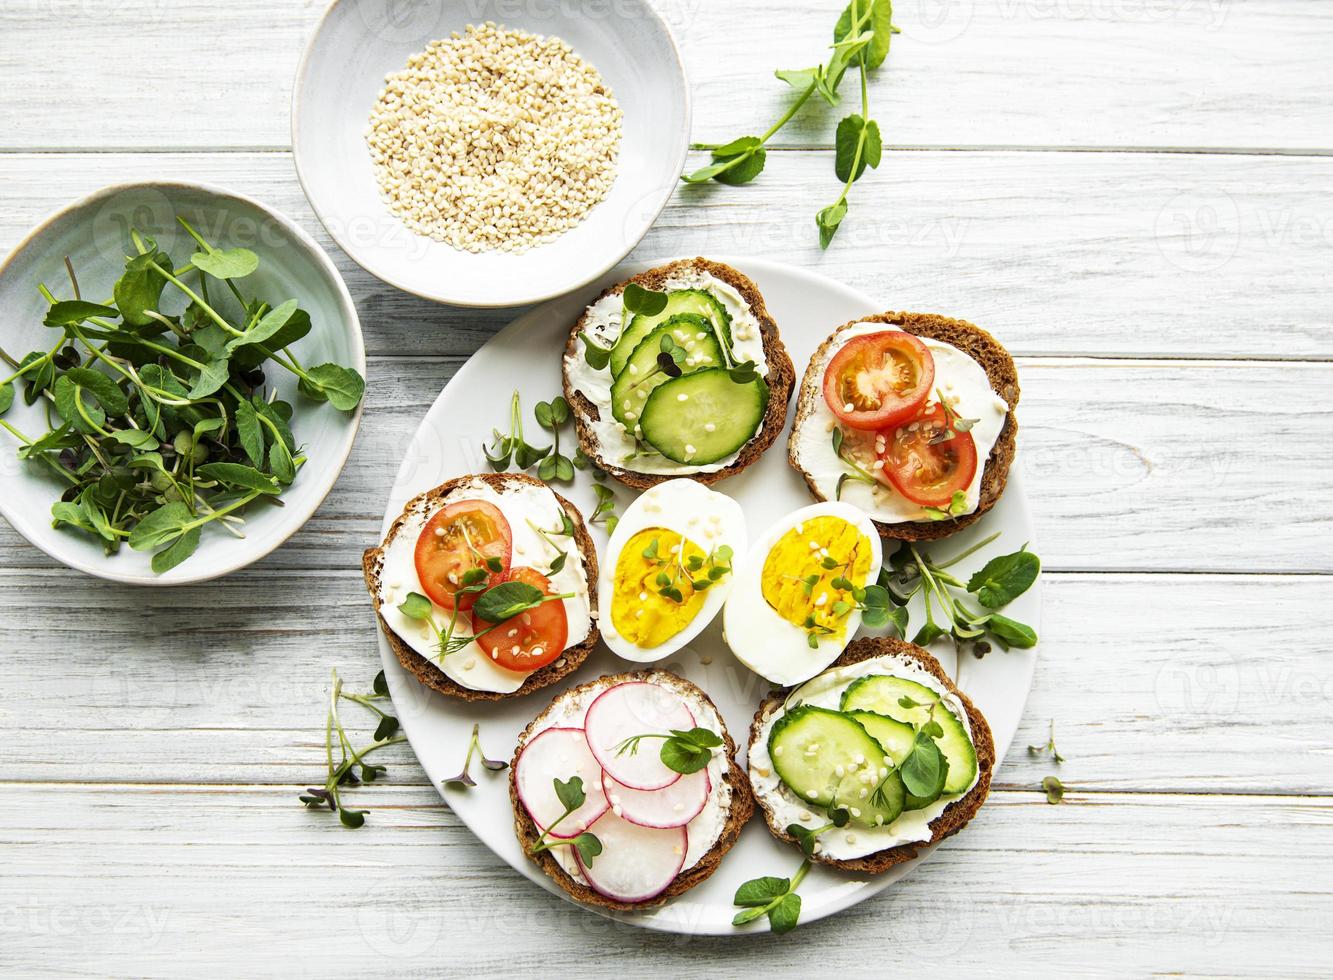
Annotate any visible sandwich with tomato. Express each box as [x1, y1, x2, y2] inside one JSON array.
[[362, 473, 600, 701], [788, 312, 1020, 541]]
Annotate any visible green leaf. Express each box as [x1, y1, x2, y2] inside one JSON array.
[[912, 621, 946, 646], [52, 375, 105, 432], [51, 499, 95, 534], [127, 501, 194, 552], [231, 308, 312, 369], [682, 158, 741, 184], [151, 526, 201, 573], [769, 892, 802, 934], [234, 400, 265, 467], [226, 299, 298, 354], [732, 905, 771, 926], [196, 462, 280, 494], [398, 592, 434, 620], [109, 429, 159, 449], [734, 876, 790, 907], [834, 115, 882, 183], [553, 775, 587, 812], [267, 439, 296, 484], [900, 732, 945, 797], [18, 352, 56, 405], [987, 613, 1038, 649], [775, 66, 819, 91], [713, 147, 767, 187], [578, 331, 612, 370], [43, 300, 118, 327], [186, 358, 231, 400], [674, 727, 723, 749], [373, 670, 390, 696], [836, 0, 894, 69], [191, 246, 259, 280], [252, 397, 295, 450], [623, 283, 668, 316], [1043, 775, 1066, 804], [113, 251, 171, 327], [64, 367, 129, 416], [472, 580, 545, 624], [572, 832, 602, 866], [968, 548, 1041, 609], [76, 489, 116, 543], [660, 738, 710, 775], [338, 807, 366, 829], [549, 396, 570, 425], [0, 381, 13, 416], [817, 201, 848, 249], [534, 400, 555, 429], [301, 363, 365, 411]]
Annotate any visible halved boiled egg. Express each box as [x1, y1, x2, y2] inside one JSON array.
[[723, 501, 882, 686], [598, 479, 745, 663]]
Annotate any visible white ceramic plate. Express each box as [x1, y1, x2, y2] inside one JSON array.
[[0, 182, 365, 585], [292, 0, 690, 307], [376, 258, 1039, 934]]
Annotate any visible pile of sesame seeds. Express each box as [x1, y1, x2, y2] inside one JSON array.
[[366, 22, 623, 254]]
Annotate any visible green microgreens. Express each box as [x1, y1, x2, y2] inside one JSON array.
[[640, 535, 735, 603], [0, 220, 363, 572], [1028, 719, 1066, 765], [623, 283, 668, 317], [397, 576, 574, 662], [589, 482, 619, 535], [526, 512, 575, 576], [442, 722, 509, 788], [831, 426, 879, 500], [684, 0, 896, 249], [530, 776, 603, 866], [791, 543, 900, 648], [578, 330, 612, 371], [879, 534, 1040, 655], [732, 809, 849, 933], [300, 670, 407, 828], [615, 727, 723, 775], [485, 389, 550, 472], [534, 395, 576, 482], [1043, 775, 1066, 805]]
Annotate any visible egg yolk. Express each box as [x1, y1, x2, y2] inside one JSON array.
[[760, 516, 873, 637], [611, 528, 709, 648]]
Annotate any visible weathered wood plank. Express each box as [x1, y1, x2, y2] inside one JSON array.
[[0, 571, 1328, 794], [3, 0, 1329, 151], [2, 783, 1328, 977], [2, 150, 1329, 360]]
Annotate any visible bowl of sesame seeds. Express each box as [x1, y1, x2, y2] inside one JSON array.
[[292, 1, 690, 308]]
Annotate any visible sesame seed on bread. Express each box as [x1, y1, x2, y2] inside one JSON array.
[[361, 472, 600, 703], [563, 257, 795, 489], [788, 312, 1020, 543], [747, 636, 995, 873], [510, 669, 755, 911]]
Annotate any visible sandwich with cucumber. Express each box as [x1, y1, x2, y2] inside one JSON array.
[[563, 258, 794, 488], [747, 636, 994, 871], [788, 312, 1020, 542]]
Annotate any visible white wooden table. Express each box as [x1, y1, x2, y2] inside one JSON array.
[[2, 1, 1330, 975]]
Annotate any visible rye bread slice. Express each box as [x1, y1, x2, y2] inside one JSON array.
[[361, 473, 600, 703], [747, 636, 995, 873], [788, 312, 1020, 542], [510, 669, 755, 911], [562, 257, 795, 489]]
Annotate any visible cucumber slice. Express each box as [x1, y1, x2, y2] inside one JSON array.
[[842, 675, 978, 796], [768, 706, 887, 809], [609, 315, 723, 432], [610, 289, 733, 377], [638, 368, 769, 465], [846, 710, 915, 766]]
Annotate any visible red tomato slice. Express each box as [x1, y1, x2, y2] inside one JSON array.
[[823, 332, 935, 431], [472, 567, 568, 672], [414, 500, 512, 612], [877, 403, 979, 507]]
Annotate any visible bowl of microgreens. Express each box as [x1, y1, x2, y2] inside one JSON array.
[[0, 181, 366, 584]]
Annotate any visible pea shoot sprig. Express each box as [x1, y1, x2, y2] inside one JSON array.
[[881, 534, 1041, 654], [682, 0, 896, 249], [300, 670, 406, 828], [731, 809, 851, 933], [615, 727, 723, 775], [398, 576, 575, 660], [530, 776, 603, 866], [639, 534, 734, 604]]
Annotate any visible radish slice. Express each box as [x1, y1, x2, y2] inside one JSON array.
[[514, 727, 608, 839], [584, 682, 695, 791], [603, 768, 711, 829], [575, 811, 688, 903]]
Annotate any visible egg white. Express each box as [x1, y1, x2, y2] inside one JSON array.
[[598, 479, 746, 664], [376, 478, 593, 694], [723, 501, 883, 686]]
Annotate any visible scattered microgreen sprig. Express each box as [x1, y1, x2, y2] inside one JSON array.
[[880, 534, 1040, 655], [0, 218, 364, 572], [683, 0, 897, 249], [534, 396, 575, 482], [527, 511, 575, 576], [615, 727, 723, 776], [732, 809, 851, 933], [1028, 719, 1066, 765], [530, 776, 603, 866], [442, 722, 509, 788], [589, 482, 619, 535], [300, 670, 406, 828]]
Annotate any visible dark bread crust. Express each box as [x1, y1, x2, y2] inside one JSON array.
[[788, 312, 1020, 542], [509, 669, 755, 911], [361, 473, 600, 703], [562, 257, 795, 489], [747, 637, 995, 873]]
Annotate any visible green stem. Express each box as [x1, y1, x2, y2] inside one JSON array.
[[760, 81, 817, 144], [932, 531, 1002, 570], [145, 259, 243, 338]]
